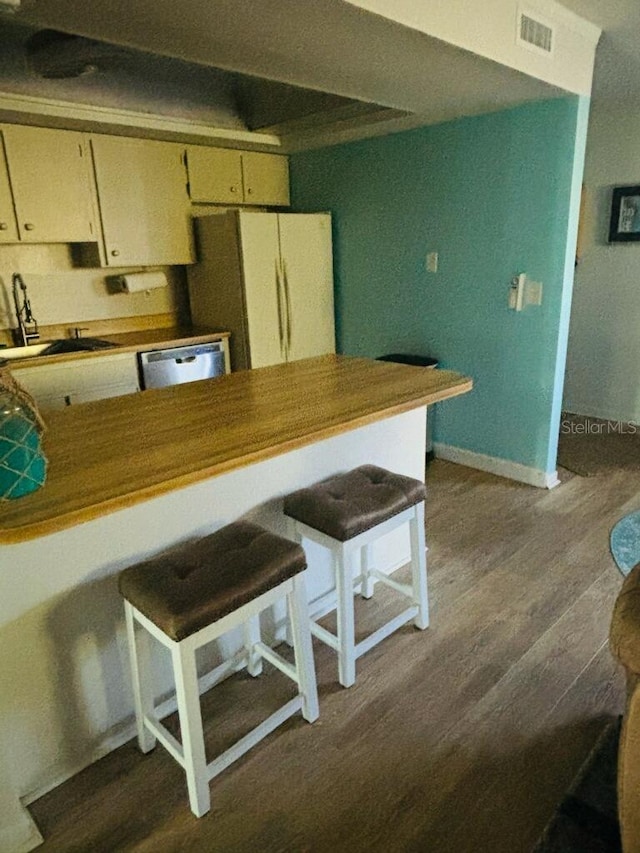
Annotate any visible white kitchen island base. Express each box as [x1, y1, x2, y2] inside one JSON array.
[[1, 407, 426, 843]]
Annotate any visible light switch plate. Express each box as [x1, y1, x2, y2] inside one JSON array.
[[509, 273, 526, 311], [426, 252, 438, 273]]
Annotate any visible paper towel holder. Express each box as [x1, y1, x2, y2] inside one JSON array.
[[105, 271, 168, 295], [105, 275, 125, 295]]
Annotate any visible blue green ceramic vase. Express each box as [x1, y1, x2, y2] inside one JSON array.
[[0, 368, 47, 500]]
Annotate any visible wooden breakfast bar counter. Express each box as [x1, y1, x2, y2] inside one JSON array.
[[1, 355, 470, 543], [0, 355, 470, 848]]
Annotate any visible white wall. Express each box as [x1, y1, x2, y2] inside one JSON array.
[[347, 0, 600, 96], [0, 244, 185, 335], [563, 103, 640, 424]]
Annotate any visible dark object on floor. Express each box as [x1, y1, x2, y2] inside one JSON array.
[[557, 413, 640, 477], [533, 719, 621, 852]]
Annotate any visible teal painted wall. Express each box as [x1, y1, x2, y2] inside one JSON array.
[[290, 98, 585, 474]]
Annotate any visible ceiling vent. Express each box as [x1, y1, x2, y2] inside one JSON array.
[[517, 10, 554, 56]]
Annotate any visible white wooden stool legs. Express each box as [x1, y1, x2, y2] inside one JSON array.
[[124, 601, 156, 755], [124, 575, 318, 818], [361, 543, 374, 600], [173, 641, 209, 817], [294, 500, 429, 688], [288, 574, 320, 721], [336, 546, 357, 688], [243, 615, 263, 677], [410, 501, 429, 630]]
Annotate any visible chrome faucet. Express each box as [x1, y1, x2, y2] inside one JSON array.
[[11, 273, 40, 347]]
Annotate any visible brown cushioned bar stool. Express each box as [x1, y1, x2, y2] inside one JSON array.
[[284, 464, 428, 688], [118, 520, 319, 818]]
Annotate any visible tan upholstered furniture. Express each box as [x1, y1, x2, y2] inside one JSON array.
[[284, 465, 429, 687], [119, 520, 319, 817], [610, 561, 640, 853]]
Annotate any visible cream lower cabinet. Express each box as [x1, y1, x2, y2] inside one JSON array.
[[188, 210, 334, 371], [90, 135, 195, 266], [12, 353, 140, 411], [0, 125, 96, 243], [186, 146, 290, 207]]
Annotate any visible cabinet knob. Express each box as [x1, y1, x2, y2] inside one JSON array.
[[247, 187, 253, 195], [0, 222, 7, 231], [111, 249, 120, 257], [24, 223, 35, 231], [230, 186, 237, 193]]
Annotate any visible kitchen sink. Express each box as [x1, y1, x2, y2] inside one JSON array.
[[0, 343, 51, 361], [0, 338, 117, 361], [39, 338, 117, 355]]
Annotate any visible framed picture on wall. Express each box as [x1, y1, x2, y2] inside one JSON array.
[[609, 185, 640, 242]]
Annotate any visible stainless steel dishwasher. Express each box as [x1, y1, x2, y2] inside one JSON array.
[[137, 340, 229, 389]]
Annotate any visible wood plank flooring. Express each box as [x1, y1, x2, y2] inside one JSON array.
[[29, 460, 635, 852]]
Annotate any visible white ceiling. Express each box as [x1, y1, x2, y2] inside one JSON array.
[[12, 0, 563, 113], [3, 0, 567, 149], [552, 0, 640, 105], [1, 0, 638, 148]]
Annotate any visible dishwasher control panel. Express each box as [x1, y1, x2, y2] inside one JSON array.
[[137, 340, 230, 389]]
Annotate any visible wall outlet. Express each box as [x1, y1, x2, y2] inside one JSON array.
[[426, 251, 438, 273]]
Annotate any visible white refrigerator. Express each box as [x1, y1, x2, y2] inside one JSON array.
[[187, 210, 335, 371]]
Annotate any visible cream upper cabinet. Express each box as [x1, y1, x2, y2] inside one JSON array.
[[187, 146, 244, 204], [241, 152, 290, 207], [90, 135, 195, 267], [1, 125, 96, 243], [0, 137, 18, 243], [186, 146, 289, 207]]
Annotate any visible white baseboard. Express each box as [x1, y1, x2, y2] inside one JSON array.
[[433, 443, 559, 489]]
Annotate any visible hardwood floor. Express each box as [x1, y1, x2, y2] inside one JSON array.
[[30, 460, 635, 852]]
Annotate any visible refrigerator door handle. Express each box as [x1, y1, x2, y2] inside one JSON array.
[[275, 259, 285, 357], [283, 258, 292, 352]]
